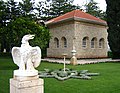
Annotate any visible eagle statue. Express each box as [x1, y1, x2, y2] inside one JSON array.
[[12, 34, 41, 76]]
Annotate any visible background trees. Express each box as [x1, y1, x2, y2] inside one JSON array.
[[19, 0, 37, 19], [6, 0, 20, 21], [106, 0, 120, 59], [84, 0, 106, 20], [0, 0, 8, 52], [0, 0, 50, 56], [5, 17, 50, 50], [36, 0, 81, 20]]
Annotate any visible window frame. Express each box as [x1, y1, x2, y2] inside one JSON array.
[[61, 37, 67, 48], [82, 37, 88, 48], [54, 37, 59, 48], [91, 38, 97, 48], [99, 38, 104, 48]]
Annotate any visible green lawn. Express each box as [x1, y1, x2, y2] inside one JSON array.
[[1, 57, 120, 93]]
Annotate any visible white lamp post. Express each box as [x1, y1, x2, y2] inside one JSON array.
[[70, 37, 77, 65], [62, 53, 67, 73]]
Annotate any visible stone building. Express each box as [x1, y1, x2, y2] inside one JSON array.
[[46, 10, 108, 58]]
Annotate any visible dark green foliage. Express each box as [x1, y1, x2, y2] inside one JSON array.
[[6, 0, 20, 21], [4, 17, 50, 51], [19, 0, 36, 19], [108, 51, 113, 58], [0, 0, 7, 27], [0, 52, 11, 58], [0, 0, 8, 52], [106, 0, 120, 59], [0, 0, 50, 55]]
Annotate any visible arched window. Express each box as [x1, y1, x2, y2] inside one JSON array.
[[61, 37, 67, 48], [82, 37, 89, 48], [91, 37, 97, 48], [99, 38, 104, 48], [54, 37, 59, 48]]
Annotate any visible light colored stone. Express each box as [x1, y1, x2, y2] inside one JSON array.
[[70, 48, 77, 65], [10, 78, 44, 93], [14, 70, 38, 77], [70, 56, 77, 65], [11, 34, 41, 76], [47, 14, 108, 59], [14, 75, 39, 81], [10, 34, 44, 93]]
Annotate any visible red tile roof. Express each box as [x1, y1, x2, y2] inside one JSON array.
[[46, 10, 106, 25]]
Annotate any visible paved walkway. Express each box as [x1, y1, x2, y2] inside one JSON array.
[[42, 58, 120, 65]]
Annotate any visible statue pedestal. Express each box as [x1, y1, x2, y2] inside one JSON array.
[[14, 70, 38, 77], [10, 75, 44, 93]]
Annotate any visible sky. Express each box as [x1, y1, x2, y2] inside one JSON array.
[[4, 0, 107, 11]]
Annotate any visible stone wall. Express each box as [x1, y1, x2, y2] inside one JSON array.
[[74, 21, 108, 58], [47, 21, 75, 58], [47, 20, 108, 58]]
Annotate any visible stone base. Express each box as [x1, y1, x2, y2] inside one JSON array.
[[10, 76, 44, 93], [14, 70, 38, 76], [14, 75, 39, 81], [70, 56, 77, 65]]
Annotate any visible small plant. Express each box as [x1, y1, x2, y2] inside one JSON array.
[[39, 68, 99, 81]]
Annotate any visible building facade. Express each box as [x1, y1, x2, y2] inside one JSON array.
[[46, 10, 108, 58]]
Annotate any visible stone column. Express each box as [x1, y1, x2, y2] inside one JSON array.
[[70, 37, 77, 65], [70, 49, 77, 65], [10, 75, 44, 93]]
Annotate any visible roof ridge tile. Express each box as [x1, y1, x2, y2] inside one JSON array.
[[46, 9, 106, 25]]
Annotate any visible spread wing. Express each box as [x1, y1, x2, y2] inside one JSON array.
[[12, 47, 21, 66], [31, 46, 41, 68]]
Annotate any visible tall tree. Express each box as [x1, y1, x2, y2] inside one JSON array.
[[0, 0, 8, 52], [6, 0, 20, 21], [49, 0, 79, 17], [36, 1, 51, 20], [106, 0, 120, 59], [0, 0, 50, 54], [36, 0, 81, 20], [19, 0, 36, 19], [0, 0, 7, 27], [84, 0, 106, 20], [0, 0, 21, 52], [4, 17, 50, 54]]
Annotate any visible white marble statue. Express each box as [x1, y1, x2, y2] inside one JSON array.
[[12, 34, 41, 76]]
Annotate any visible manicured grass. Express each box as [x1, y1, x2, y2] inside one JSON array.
[[1, 57, 120, 93]]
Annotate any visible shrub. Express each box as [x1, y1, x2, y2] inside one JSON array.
[[0, 52, 12, 58], [108, 51, 113, 58]]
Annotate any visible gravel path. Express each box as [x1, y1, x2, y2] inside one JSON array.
[[42, 58, 120, 65]]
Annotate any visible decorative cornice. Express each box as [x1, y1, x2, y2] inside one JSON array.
[[46, 17, 107, 26]]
